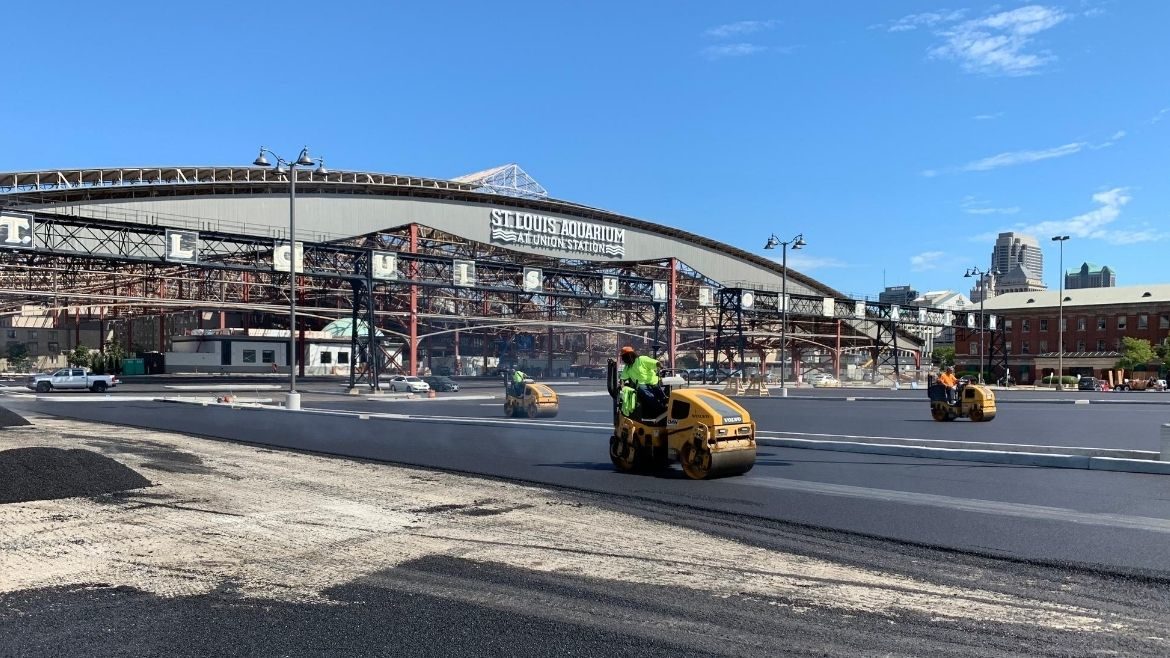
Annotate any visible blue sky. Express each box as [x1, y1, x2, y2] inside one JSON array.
[[1, 1, 1167, 299]]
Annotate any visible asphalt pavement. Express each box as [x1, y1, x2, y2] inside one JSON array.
[[11, 396, 1170, 576]]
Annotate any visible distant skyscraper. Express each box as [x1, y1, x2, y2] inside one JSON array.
[[1065, 262, 1116, 289], [986, 232, 1046, 297], [878, 285, 918, 306]]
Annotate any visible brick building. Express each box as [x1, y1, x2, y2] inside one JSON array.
[[955, 284, 1170, 383]]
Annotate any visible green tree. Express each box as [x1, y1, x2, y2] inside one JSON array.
[[67, 345, 91, 368], [931, 346, 955, 367], [6, 342, 31, 373], [1115, 337, 1156, 371]]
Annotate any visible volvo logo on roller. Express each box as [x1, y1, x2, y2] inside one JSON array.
[[489, 209, 626, 258]]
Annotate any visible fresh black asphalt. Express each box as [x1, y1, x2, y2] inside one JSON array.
[[13, 397, 1170, 576]]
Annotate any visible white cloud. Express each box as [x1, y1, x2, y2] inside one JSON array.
[[1150, 108, 1170, 125], [784, 254, 850, 271], [972, 112, 1004, 120], [883, 5, 1071, 76], [705, 20, 779, 39], [701, 43, 768, 59], [877, 9, 968, 32], [910, 251, 947, 271], [962, 196, 1020, 215], [1002, 188, 1166, 245], [962, 142, 1086, 171]]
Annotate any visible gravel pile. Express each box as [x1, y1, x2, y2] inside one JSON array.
[[0, 447, 151, 504], [0, 405, 31, 428]]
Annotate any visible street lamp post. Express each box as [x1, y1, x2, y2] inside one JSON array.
[[964, 266, 999, 384], [252, 146, 327, 411], [764, 233, 806, 391], [1051, 235, 1070, 390]]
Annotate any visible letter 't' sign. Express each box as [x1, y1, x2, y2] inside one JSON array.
[[0, 212, 35, 249]]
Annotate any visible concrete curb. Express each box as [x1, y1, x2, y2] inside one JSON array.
[[758, 437, 1170, 475], [738, 395, 1170, 405]]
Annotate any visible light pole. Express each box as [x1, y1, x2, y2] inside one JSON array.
[[764, 232, 806, 390], [252, 146, 327, 411], [964, 266, 998, 384], [1051, 235, 1070, 390]]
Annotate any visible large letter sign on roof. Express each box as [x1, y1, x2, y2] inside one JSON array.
[[602, 276, 619, 298], [165, 229, 198, 263], [372, 251, 398, 280], [0, 212, 35, 249], [652, 281, 668, 303], [454, 260, 476, 287], [273, 241, 304, 273], [523, 267, 542, 292]]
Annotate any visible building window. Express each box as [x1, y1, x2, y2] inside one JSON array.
[[1005, 341, 1013, 354], [1097, 339, 1106, 351], [1117, 316, 1127, 330], [338, 352, 350, 364], [1061, 318, 1067, 332], [1077, 340, 1086, 352], [25, 342, 38, 356], [1039, 340, 1047, 353], [1004, 319, 1013, 331], [1022, 319, 1030, 331], [1138, 314, 1148, 330], [1097, 317, 1106, 331], [1021, 341, 1030, 354], [242, 349, 257, 363], [48, 331, 58, 340], [262, 350, 276, 364], [47, 342, 59, 353], [1162, 314, 1170, 330], [969, 341, 977, 355], [28, 331, 37, 340], [4, 330, 14, 339], [1040, 319, 1048, 331], [1115, 338, 1122, 351], [320, 351, 333, 364], [1077, 317, 1087, 331]]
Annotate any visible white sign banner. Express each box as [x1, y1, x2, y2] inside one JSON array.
[[918, 308, 928, 324], [740, 291, 755, 309], [0, 212, 35, 249], [698, 287, 713, 307], [601, 276, 620, 298], [489, 209, 626, 258], [943, 311, 954, 326], [372, 251, 398, 281], [967, 314, 976, 329], [651, 281, 668, 303], [523, 267, 543, 292], [273, 241, 304, 273], [165, 229, 198, 263], [453, 259, 476, 287], [854, 301, 865, 318], [989, 315, 997, 330], [822, 297, 835, 318], [890, 305, 900, 321]]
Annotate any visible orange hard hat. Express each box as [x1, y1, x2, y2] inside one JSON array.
[[620, 346, 636, 355]]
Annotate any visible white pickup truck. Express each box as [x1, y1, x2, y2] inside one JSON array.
[[26, 368, 119, 393]]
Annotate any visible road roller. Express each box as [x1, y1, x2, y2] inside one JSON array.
[[606, 359, 756, 480], [928, 382, 996, 422], [504, 378, 559, 418]]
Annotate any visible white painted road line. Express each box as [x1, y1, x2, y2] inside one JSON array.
[[751, 475, 1170, 533], [165, 384, 285, 391]]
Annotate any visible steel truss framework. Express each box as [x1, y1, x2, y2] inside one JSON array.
[[713, 288, 1007, 381], [0, 209, 1009, 385]]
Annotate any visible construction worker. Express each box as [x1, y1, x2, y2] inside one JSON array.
[[511, 368, 527, 398], [619, 346, 667, 417], [937, 366, 958, 404]]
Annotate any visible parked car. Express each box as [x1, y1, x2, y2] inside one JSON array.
[[422, 375, 459, 392], [26, 368, 118, 393], [812, 375, 841, 388], [1078, 377, 1105, 391], [388, 376, 430, 393]]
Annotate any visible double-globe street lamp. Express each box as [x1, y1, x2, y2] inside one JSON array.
[[964, 266, 999, 384], [1051, 235, 1070, 390], [252, 146, 327, 411], [764, 233, 806, 391]]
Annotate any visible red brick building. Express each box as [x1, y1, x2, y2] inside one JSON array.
[[955, 284, 1170, 383]]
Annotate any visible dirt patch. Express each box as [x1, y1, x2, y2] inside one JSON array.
[[0, 447, 152, 504], [0, 404, 31, 428]]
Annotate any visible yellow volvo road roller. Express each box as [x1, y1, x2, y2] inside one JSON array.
[[504, 376, 560, 418], [606, 359, 756, 479], [928, 382, 997, 422]]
